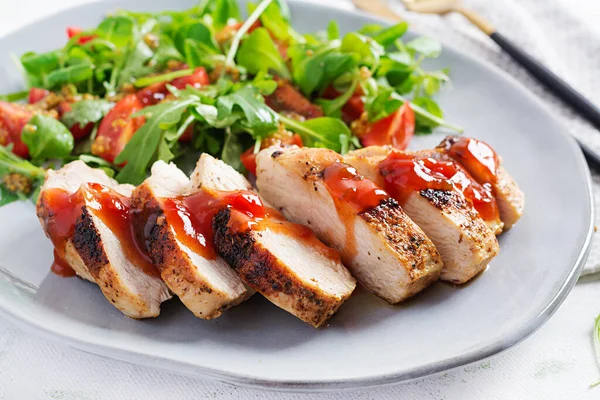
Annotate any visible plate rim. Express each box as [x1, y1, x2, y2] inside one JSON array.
[[0, 0, 594, 391]]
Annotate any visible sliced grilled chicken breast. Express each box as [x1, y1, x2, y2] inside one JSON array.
[[437, 136, 524, 230], [255, 146, 443, 304], [37, 161, 171, 319], [197, 154, 355, 328], [345, 147, 499, 284], [130, 161, 248, 320]]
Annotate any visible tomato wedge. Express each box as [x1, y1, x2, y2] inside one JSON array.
[[0, 102, 33, 158], [57, 101, 94, 141], [92, 94, 145, 164], [240, 134, 303, 176], [66, 26, 96, 45], [66, 26, 83, 38], [28, 88, 50, 104], [137, 67, 210, 106], [322, 86, 364, 123], [360, 103, 415, 150]]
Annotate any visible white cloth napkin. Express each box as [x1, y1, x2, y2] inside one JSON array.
[[2, 1, 600, 400]]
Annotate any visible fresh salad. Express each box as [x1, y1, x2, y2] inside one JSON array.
[[0, 0, 460, 207]]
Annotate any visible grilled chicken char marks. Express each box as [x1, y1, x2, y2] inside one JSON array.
[[256, 146, 443, 304], [36, 161, 171, 319], [199, 154, 356, 328], [345, 147, 499, 284], [213, 208, 355, 328], [130, 161, 248, 320]]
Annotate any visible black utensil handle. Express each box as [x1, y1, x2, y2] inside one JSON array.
[[491, 32, 600, 171], [490, 32, 600, 130], [577, 139, 600, 170]]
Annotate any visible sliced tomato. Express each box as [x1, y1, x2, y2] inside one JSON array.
[[343, 94, 365, 122], [170, 67, 210, 90], [360, 103, 415, 150], [322, 86, 364, 123], [67, 26, 83, 38], [28, 88, 50, 104], [265, 80, 323, 119], [178, 124, 194, 142], [240, 148, 258, 176], [92, 94, 145, 164], [0, 101, 33, 158], [57, 101, 94, 141], [137, 67, 210, 106], [66, 26, 96, 45], [240, 134, 303, 176], [136, 81, 170, 106]]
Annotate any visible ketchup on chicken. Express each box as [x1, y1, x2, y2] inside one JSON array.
[[41, 183, 159, 278], [160, 189, 266, 260], [379, 151, 499, 222], [438, 136, 499, 184]]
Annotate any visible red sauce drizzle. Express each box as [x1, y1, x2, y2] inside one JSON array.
[[379, 152, 499, 222], [161, 189, 266, 260], [440, 136, 499, 184], [40, 188, 84, 278], [41, 183, 159, 278], [323, 163, 389, 213], [322, 162, 389, 259], [51, 249, 76, 277]]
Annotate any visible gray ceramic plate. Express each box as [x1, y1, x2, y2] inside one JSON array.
[[0, 0, 593, 391]]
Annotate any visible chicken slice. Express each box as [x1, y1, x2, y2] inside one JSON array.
[[255, 146, 443, 304], [197, 154, 356, 327], [130, 161, 248, 320], [36, 161, 171, 319], [437, 136, 524, 230], [345, 147, 499, 284]]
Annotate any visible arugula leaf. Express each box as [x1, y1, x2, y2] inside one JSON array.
[[46, 64, 94, 88], [226, 0, 275, 66], [151, 35, 184, 67], [78, 154, 113, 168], [21, 115, 74, 160], [251, 70, 278, 95], [20, 50, 61, 88], [116, 41, 154, 88], [0, 185, 19, 207], [592, 314, 600, 387], [406, 36, 442, 58], [61, 99, 114, 129], [0, 145, 46, 180], [278, 115, 350, 152], [327, 21, 340, 41], [0, 91, 29, 102], [134, 68, 194, 87], [316, 73, 359, 116], [365, 87, 402, 122], [372, 23, 408, 47], [97, 16, 135, 48], [357, 24, 383, 36], [212, 0, 241, 29], [288, 43, 357, 95], [236, 28, 290, 79], [115, 98, 196, 184], [341, 32, 384, 68], [221, 128, 244, 170], [175, 21, 219, 56], [217, 85, 278, 137], [254, 0, 297, 42], [0, 145, 45, 206]]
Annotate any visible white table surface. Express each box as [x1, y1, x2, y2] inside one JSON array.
[[2, 1, 600, 399]]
